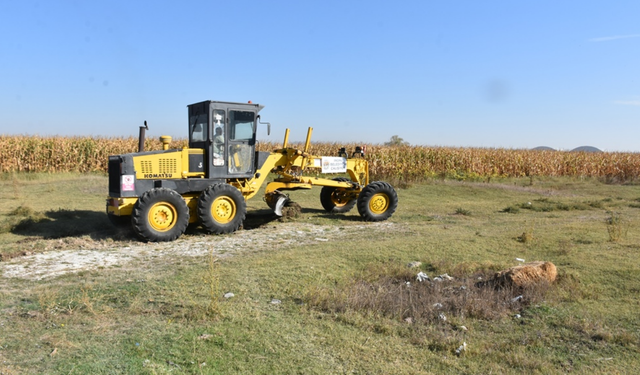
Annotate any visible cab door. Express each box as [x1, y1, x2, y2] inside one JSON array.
[[227, 109, 256, 177], [187, 102, 209, 175]]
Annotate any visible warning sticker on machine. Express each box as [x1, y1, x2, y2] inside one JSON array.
[[121, 175, 135, 191], [321, 157, 347, 173]]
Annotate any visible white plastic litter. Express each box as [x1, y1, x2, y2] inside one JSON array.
[[516, 258, 525, 263], [224, 292, 235, 299], [416, 272, 430, 282], [511, 295, 523, 302], [456, 342, 467, 355]]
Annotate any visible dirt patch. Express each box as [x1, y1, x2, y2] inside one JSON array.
[[0, 250, 34, 262], [280, 202, 303, 219], [1, 222, 396, 281]]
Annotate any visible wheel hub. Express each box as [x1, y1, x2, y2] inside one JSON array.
[[148, 203, 177, 231], [212, 197, 236, 223], [369, 193, 389, 214], [331, 190, 348, 207]]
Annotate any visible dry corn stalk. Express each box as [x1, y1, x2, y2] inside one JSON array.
[[2, 135, 640, 182]]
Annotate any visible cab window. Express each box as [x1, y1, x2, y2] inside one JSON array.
[[189, 114, 208, 143], [212, 110, 225, 166], [229, 111, 254, 140]]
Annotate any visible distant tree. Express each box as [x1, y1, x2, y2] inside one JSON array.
[[384, 135, 409, 147]]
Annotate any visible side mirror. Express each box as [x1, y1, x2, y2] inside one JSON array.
[[258, 116, 271, 136]]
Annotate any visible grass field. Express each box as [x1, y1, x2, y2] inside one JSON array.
[[1, 173, 639, 374]]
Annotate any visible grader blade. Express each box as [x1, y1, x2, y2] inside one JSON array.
[[273, 194, 289, 216]]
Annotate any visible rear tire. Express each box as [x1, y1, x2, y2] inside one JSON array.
[[132, 188, 190, 242], [357, 182, 398, 221], [320, 178, 357, 213], [198, 184, 246, 234]]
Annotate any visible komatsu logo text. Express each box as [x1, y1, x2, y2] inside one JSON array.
[[143, 173, 173, 179]]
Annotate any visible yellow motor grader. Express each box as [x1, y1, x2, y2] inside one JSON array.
[[106, 100, 398, 242]]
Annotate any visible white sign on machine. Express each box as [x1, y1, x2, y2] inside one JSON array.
[[320, 157, 347, 173], [121, 175, 135, 191]]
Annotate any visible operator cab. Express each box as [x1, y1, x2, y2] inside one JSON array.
[[188, 100, 264, 179]]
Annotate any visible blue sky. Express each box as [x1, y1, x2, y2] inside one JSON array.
[[1, 1, 639, 151]]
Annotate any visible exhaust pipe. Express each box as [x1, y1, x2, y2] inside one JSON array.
[[138, 121, 148, 152]]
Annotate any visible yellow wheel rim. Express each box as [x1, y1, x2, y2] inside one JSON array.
[[369, 193, 390, 215], [212, 196, 236, 223], [148, 202, 177, 232]]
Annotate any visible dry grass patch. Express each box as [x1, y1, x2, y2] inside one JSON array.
[[305, 260, 556, 352], [605, 211, 628, 242]]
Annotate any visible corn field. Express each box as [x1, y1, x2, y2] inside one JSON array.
[[2, 135, 640, 182]]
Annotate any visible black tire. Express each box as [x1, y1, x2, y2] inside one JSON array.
[[131, 188, 190, 242], [320, 178, 357, 213], [198, 184, 246, 234], [357, 181, 398, 221]]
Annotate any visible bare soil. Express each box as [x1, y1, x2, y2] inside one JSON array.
[[1, 221, 395, 281]]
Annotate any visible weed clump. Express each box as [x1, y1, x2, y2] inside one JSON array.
[[501, 206, 520, 214], [516, 225, 534, 244], [606, 211, 628, 242], [8, 205, 37, 217], [455, 207, 471, 216]]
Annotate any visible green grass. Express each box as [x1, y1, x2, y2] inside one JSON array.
[[1, 174, 639, 374]]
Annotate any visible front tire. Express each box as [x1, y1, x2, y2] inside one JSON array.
[[320, 177, 357, 213], [132, 188, 190, 242], [357, 182, 398, 221], [198, 184, 246, 234]]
